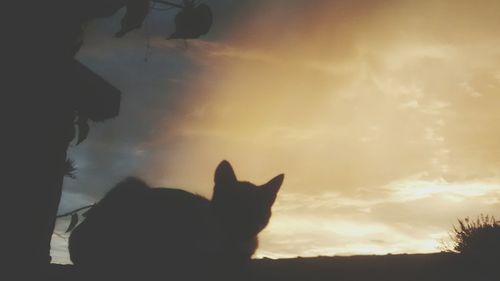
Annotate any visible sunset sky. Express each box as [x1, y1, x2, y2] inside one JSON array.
[[52, 0, 500, 263]]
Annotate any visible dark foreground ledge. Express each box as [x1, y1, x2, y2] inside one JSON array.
[[49, 253, 496, 281], [249, 253, 496, 281]]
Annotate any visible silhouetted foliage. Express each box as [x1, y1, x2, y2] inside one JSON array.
[[114, 0, 214, 39], [64, 159, 77, 178], [66, 214, 79, 233], [4, 0, 215, 279], [170, 1, 213, 39], [116, 0, 151, 38], [448, 214, 500, 260]]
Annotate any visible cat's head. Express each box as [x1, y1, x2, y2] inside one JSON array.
[[211, 160, 284, 239]]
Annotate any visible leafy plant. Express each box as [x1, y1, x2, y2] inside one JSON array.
[[447, 214, 500, 259]]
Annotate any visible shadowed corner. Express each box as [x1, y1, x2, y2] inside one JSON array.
[[3, 0, 214, 280]]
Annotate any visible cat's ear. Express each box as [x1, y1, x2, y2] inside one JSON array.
[[262, 174, 284, 196], [214, 160, 237, 186]]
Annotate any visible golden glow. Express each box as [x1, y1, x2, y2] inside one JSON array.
[[140, 0, 500, 257], [133, 0, 500, 258]]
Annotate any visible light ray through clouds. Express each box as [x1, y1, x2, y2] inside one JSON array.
[[53, 0, 500, 263]]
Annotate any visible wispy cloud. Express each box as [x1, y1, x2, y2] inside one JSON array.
[[258, 177, 500, 258], [55, 0, 500, 263]]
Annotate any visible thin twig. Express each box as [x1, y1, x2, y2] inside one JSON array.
[[56, 204, 94, 218]]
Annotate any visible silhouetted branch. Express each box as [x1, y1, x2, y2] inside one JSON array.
[[56, 205, 94, 218], [53, 231, 67, 241]]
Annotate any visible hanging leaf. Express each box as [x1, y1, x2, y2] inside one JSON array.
[[64, 158, 77, 178], [66, 214, 79, 233], [76, 117, 90, 145], [115, 0, 151, 38], [169, 3, 213, 39]]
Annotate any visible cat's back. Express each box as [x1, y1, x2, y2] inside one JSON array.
[[81, 177, 210, 219], [143, 186, 212, 237], [149, 185, 210, 212], [69, 177, 212, 268]]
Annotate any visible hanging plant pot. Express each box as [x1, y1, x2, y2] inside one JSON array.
[[72, 60, 121, 123]]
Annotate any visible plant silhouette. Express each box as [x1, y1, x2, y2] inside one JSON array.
[[448, 214, 500, 261], [169, 0, 213, 39], [3, 1, 214, 279], [69, 160, 284, 280]]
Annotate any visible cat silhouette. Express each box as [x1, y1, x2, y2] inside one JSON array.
[[69, 160, 284, 281]]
